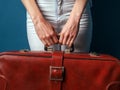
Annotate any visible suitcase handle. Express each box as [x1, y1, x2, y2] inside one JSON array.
[[44, 35, 74, 53], [45, 44, 74, 53]]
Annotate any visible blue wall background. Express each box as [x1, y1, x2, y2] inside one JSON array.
[[0, 0, 29, 51], [0, 0, 120, 59]]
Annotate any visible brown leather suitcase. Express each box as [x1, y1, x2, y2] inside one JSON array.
[[0, 51, 120, 90]]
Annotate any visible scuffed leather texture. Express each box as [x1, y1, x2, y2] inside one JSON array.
[[106, 81, 120, 90], [0, 75, 7, 90], [0, 51, 120, 90]]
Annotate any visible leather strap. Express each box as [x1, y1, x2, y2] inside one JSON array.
[[50, 51, 64, 90]]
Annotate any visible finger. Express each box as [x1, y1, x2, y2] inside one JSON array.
[[44, 33, 54, 46], [58, 33, 60, 39], [59, 34, 64, 44], [47, 38, 56, 46], [52, 35, 59, 44], [41, 39, 48, 46], [44, 39, 51, 46], [68, 36, 75, 47], [40, 34, 50, 46], [63, 34, 69, 45], [49, 37, 54, 45], [66, 35, 73, 46]]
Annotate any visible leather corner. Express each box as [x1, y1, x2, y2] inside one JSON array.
[[106, 81, 120, 90], [0, 75, 7, 90]]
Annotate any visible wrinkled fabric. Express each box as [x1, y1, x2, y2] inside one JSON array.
[[27, 0, 93, 52]]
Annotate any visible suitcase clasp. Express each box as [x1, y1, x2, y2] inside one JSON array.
[[50, 66, 64, 81]]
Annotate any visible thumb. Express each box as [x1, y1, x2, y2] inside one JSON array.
[[57, 33, 61, 39]]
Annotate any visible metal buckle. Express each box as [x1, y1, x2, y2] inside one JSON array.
[[50, 66, 64, 81]]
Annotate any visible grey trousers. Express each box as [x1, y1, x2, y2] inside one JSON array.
[[27, 0, 93, 52]]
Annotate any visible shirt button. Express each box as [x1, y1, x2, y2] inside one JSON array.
[[57, 0, 62, 6]]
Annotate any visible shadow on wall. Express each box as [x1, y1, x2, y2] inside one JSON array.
[[91, 0, 120, 59]]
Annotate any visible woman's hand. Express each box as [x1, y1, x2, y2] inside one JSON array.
[[59, 18, 79, 47], [34, 17, 58, 46], [21, 0, 59, 46], [59, 0, 88, 47]]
